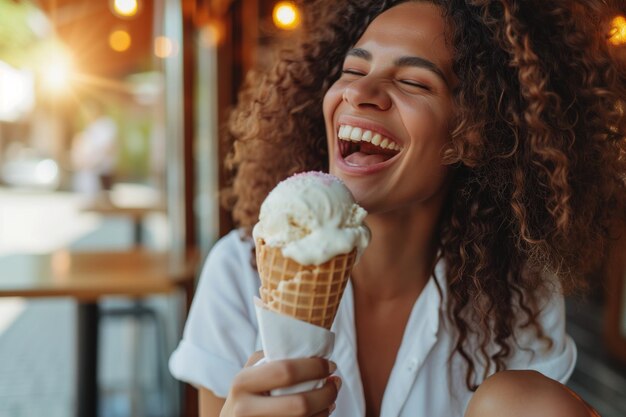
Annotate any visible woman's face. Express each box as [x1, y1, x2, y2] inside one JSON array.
[[323, 1, 457, 214]]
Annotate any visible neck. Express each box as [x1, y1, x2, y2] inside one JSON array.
[[352, 201, 443, 301]]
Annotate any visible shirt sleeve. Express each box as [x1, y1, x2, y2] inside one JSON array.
[[507, 287, 577, 383], [169, 231, 260, 397]]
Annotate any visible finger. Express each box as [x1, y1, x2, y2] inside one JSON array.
[[309, 410, 331, 417], [241, 378, 339, 417], [297, 377, 340, 415], [244, 350, 265, 367], [233, 357, 333, 393]]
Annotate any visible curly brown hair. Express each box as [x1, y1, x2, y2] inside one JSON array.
[[222, 0, 626, 390]]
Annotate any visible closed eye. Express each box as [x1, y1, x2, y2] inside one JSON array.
[[399, 80, 431, 91], [342, 69, 365, 76]]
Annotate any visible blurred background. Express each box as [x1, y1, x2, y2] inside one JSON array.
[[0, 1, 624, 417]]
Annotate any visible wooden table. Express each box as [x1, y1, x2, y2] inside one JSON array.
[[0, 249, 199, 417], [81, 195, 167, 245]]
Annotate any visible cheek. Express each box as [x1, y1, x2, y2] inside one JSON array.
[[322, 84, 344, 146], [322, 82, 343, 123], [403, 101, 452, 147]]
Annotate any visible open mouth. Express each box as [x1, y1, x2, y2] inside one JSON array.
[[337, 124, 403, 166]]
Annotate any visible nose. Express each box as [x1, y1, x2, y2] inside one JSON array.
[[342, 76, 391, 111]]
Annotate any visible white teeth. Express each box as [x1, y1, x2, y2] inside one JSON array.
[[337, 124, 402, 152], [350, 127, 362, 141]]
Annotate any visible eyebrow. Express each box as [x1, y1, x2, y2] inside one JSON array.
[[346, 47, 450, 87]]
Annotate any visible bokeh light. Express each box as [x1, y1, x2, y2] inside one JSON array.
[[40, 50, 74, 96], [109, 29, 132, 52], [35, 159, 60, 187], [111, 0, 139, 18], [200, 21, 225, 47], [154, 36, 177, 58], [272, 1, 300, 30], [609, 16, 626, 46], [0, 61, 34, 122]]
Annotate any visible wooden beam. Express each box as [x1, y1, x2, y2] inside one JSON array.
[[216, 0, 261, 237], [182, 0, 197, 248]]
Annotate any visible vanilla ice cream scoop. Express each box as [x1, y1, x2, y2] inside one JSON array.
[[252, 171, 370, 265]]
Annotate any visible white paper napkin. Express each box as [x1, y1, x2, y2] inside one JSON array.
[[254, 297, 335, 395]]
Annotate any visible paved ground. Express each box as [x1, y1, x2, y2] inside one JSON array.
[[0, 299, 74, 417]]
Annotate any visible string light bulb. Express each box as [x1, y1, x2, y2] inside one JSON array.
[[200, 20, 225, 47], [109, 29, 132, 52], [609, 15, 626, 46], [111, 0, 140, 19], [272, 1, 300, 30]]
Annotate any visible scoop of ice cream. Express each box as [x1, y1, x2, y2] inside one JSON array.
[[252, 171, 370, 265]]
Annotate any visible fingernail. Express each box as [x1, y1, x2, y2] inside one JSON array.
[[328, 360, 337, 373], [329, 403, 336, 414], [333, 376, 342, 391]]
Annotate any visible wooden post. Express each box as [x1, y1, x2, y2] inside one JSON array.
[[604, 221, 626, 364]]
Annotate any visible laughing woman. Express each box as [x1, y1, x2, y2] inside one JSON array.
[[170, 1, 625, 416]]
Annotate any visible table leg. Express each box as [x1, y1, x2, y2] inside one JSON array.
[[182, 281, 198, 417], [133, 219, 143, 246], [77, 302, 100, 417]]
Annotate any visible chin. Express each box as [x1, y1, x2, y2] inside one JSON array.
[[330, 173, 385, 213]]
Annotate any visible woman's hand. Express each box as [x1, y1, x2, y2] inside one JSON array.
[[219, 351, 341, 417]]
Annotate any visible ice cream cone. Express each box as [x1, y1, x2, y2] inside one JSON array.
[[256, 238, 356, 329]]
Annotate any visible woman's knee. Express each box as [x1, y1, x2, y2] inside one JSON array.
[[464, 370, 599, 417]]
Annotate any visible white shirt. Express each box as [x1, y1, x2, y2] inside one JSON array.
[[169, 230, 577, 417]]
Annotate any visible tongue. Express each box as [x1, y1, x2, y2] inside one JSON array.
[[345, 151, 389, 166]]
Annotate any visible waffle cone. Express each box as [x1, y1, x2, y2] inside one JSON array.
[[256, 239, 356, 329]]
